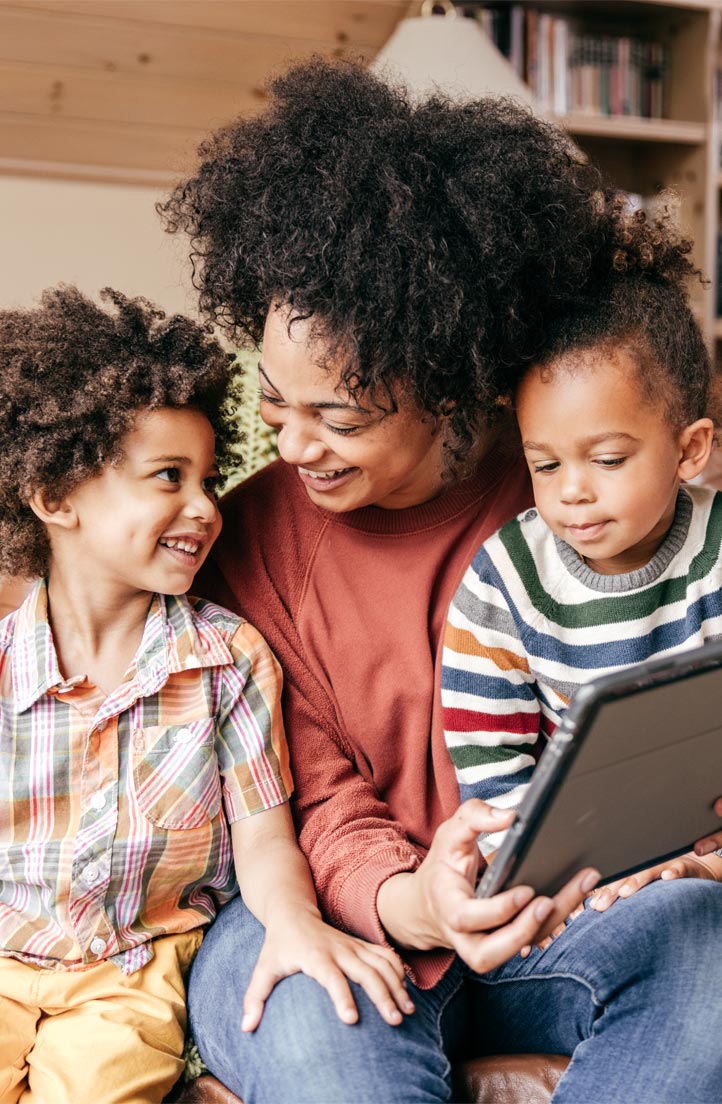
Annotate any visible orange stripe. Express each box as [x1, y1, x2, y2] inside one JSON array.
[[444, 625, 530, 673]]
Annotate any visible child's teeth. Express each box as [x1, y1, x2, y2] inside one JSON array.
[[163, 539, 199, 553]]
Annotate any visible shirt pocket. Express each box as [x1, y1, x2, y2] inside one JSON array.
[[132, 718, 222, 829]]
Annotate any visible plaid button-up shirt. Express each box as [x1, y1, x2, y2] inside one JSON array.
[[0, 581, 292, 974]]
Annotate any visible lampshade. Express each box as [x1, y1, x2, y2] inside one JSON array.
[[370, 5, 536, 106]]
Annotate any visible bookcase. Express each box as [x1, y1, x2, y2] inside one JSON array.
[[479, 0, 722, 356]]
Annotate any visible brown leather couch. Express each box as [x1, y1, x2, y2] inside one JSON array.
[[169, 1055, 568, 1104]]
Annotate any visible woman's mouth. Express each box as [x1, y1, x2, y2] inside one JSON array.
[[297, 466, 357, 491]]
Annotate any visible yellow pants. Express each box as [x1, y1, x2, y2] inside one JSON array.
[[0, 928, 203, 1104]]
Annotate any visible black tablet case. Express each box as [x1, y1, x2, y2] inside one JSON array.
[[476, 639, 722, 898]]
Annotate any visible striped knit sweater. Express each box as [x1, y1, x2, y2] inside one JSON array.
[[441, 484, 722, 857]]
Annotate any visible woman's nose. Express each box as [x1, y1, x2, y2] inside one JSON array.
[[276, 416, 326, 465]]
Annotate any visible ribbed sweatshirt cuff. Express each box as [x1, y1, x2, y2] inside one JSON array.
[[335, 845, 454, 990]]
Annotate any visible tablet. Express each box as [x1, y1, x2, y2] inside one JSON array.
[[475, 638, 722, 900]]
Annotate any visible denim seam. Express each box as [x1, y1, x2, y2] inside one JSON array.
[[473, 968, 605, 1009]]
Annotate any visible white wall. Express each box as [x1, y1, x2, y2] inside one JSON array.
[[0, 174, 197, 315]]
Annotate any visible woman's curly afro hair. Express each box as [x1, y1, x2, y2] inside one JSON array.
[[0, 285, 242, 577], [158, 56, 675, 462]]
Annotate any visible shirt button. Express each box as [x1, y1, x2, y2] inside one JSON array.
[[90, 792, 106, 812], [89, 937, 106, 956], [84, 863, 99, 885], [175, 727, 193, 744]]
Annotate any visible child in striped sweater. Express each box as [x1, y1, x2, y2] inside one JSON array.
[[441, 233, 722, 907]]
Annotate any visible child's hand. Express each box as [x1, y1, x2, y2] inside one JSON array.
[[241, 906, 414, 1032], [589, 850, 722, 913]]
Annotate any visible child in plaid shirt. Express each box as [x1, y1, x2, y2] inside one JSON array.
[[0, 286, 410, 1104]]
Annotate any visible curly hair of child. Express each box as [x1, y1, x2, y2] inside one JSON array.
[[0, 285, 242, 578], [531, 204, 718, 433]]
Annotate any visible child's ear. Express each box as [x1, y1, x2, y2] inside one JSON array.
[[678, 418, 715, 481], [28, 489, 79, 530]]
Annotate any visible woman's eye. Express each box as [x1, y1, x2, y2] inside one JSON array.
[[326, 423, 362, 436], [258, 388, 283, 406], [156, 467, 181, 483]]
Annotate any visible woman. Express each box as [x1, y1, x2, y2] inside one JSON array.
[[160, 59, 722, 1103]]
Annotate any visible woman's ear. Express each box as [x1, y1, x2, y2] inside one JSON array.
[[28, 489, 79, 530], [678, 418, 715, 482]]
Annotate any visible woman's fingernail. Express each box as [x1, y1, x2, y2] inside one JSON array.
[[241, 1015, 253, 1032], [617, 884, 632, 897], [581, 870, 600, 893], [534, 898, 553, 923], [402, 999, 415, 1014], [695, 842, 714, 856], [490, 805, 510, 819], [513, 886, 534, 908]]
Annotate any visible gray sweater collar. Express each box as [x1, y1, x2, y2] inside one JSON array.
[[554, 487, 693, 593]]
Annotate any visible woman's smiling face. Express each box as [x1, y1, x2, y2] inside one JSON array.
[[259, 306, 449, 512]]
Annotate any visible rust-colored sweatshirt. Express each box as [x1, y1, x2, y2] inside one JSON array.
[[197, 443, 531, 987]]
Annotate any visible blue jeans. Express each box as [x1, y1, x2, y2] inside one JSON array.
[[189, 879, 722, 1103]]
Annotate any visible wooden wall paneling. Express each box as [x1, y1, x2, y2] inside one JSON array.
[[0, 114, 204, 175], [0, 5, 377, 85], [0, 1, 408, 50], [0, 61, 270, 131]]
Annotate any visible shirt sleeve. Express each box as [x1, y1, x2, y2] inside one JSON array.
[[215, 620, 293, 823], [441, 542, 539, 857]]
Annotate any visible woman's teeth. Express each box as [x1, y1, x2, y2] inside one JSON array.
[[299, 467, 351, 480]]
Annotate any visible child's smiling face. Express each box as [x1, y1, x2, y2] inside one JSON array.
[[515, 348, 710, 575], [61, 407, 222, 597]]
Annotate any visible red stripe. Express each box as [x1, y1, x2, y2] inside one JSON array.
[[444, 707, 538, 736]]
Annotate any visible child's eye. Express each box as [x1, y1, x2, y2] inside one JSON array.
[[533, 461, 559, 474], [156, 467, 181, 484], [595, 457, 626, 468]]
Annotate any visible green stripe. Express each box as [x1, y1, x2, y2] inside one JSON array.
[[449, 742, 537, 770], [499, 497, 722, 630]]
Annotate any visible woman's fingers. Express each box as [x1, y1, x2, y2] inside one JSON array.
[[447, 883, 536, 934], [455, 893, 555, 974], [694, 828, 722, 857], [531, 867, 599, 940]]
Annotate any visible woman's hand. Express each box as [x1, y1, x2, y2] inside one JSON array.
[[693, 796, 722, 857], [241, 905, 413, 1032], [588, 849, 722, 913], [377, 799, 599, 974]]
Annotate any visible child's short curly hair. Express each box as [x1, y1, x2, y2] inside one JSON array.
[[531, 207, 715, 432], [158, 56, 685, 465], [0, 285, 242, 577]]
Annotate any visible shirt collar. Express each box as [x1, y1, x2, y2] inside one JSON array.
[[12, 583, 234, 712], [132, 592, 235, 696], [12, 579, 66, 712]]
